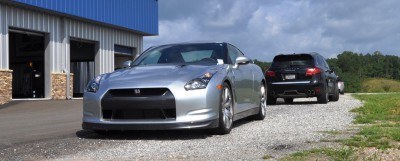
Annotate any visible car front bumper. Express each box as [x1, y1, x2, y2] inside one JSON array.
[[82, 80, 222, 131], [82, 119, 219, 130]]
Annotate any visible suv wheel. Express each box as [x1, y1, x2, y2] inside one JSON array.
[[267, 92, 277, 105], [329, 82, 340, 101], [284, 98, 293, 104], [317, 83, 329, 104]]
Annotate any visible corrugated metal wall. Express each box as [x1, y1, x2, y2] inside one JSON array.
[[64, 18, 142, 74], [12, 0, 158, 35], [0, 3, 144, 97], [0, 3, 142, 72]]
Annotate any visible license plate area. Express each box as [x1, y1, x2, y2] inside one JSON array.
[[285, 74, 296, 80]]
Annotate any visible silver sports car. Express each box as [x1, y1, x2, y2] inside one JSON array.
[[82, 42, 266, 134]]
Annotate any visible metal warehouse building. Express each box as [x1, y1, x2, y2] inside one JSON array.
[[0, 0, 158, 104]]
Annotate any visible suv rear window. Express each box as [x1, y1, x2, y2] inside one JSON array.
[[271, 54, 314, 68]]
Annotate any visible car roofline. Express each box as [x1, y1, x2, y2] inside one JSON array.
[[275, 52, 321, 57], [149, 41, 227, 48]]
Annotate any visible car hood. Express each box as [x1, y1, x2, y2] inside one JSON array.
[[101, 64, 223, 87]]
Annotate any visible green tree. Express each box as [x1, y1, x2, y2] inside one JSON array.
[[253, 59, 271, 72], [326, 51, 400, 93]]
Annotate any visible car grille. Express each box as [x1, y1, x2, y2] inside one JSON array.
[[101, 88, 176, 120], [106, 88, 169, 97]]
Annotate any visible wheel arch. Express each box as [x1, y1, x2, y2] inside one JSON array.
[[223, 79, 234, 99]]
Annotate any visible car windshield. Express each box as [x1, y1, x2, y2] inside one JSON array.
[[134, 43, 226, 66], [271, 54, 314, 68]]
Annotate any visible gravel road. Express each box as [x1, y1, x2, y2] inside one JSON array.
[[0, 94, 362, 160]]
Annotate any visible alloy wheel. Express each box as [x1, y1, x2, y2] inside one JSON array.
[[221, 87, 233, 129], [260, 86, 267, 116]]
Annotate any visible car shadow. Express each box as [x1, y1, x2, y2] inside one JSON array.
[[76, 129, 213, 140], [276, 101, 320, 105], [233, 117, 258, 128], [75, 117, 259, 140]]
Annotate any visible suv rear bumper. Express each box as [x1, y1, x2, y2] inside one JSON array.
[[267, 81, 324, 98]]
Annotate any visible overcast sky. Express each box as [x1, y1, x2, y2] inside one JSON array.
[[144, 0, 400, 61]]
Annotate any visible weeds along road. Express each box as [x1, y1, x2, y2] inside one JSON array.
[[0, 94, 362, 160]]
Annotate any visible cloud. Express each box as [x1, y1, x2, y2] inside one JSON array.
[[145, 0, 400, 61]]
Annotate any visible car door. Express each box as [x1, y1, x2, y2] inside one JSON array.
[[227, 44, 254, 113]]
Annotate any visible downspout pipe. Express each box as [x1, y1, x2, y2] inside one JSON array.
[[63, 68, 71, 99]]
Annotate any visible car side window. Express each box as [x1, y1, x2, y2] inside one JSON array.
[[320, 56, 330, 69], [316, 56, 322, 66], [314, 56, 320, 66], [317, 56, 325, 68], [227, 45, 243, 64]]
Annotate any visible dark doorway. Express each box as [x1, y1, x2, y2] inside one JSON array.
[[70, 39, 96, 97], [9, 30, 45, 98]]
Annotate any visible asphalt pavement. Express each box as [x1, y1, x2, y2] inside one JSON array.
[[0, 100, 82, 148]]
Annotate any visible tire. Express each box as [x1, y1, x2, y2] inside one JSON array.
[[266, 90, 277, 105], [284, 98, 294, 104], [253, 83, 267, 120], [330, 83, 340, 101], [317, 83, 329, 104], [215, 82, 234, 135]]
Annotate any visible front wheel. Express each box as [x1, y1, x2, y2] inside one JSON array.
[[253, 83, 267, 120], [215, 82, 234, 135]]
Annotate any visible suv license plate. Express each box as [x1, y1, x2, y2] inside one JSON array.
[[285, 74, 296, 80]]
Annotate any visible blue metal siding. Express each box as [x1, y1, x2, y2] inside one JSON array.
[[12, 0, 158, 35]]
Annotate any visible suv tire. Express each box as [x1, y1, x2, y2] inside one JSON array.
[[329, 82, 340, 101], [267, 94, 277, 105], [284, 98, 293, 104], [317, 83, 329, 104]]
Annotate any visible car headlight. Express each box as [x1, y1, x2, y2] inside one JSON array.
[[184, 71, 216, 90], [86, 75, 103, 93]]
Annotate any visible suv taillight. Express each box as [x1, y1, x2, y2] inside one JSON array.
[[306, 67, 321, 76], [266, 70, 276, 77]]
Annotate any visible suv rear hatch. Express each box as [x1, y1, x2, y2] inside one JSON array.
[[267, 54, 315, 83]]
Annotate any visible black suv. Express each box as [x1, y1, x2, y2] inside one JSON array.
[[265, 53, 339, 104]]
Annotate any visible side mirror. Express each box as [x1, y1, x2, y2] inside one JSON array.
[[329, 67, 335, 74], [122, 60, 133, 68], [234, 56, 250, 68]]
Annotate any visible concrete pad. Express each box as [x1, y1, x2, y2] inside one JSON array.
[[0, 100, 82, 147]]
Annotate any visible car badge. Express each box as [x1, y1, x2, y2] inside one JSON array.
[[134, 89, 141, 95]]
